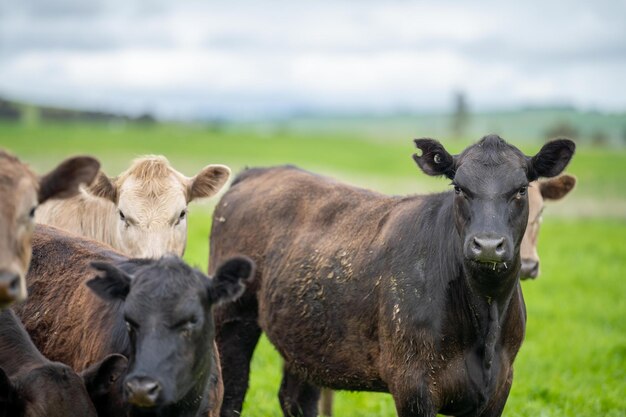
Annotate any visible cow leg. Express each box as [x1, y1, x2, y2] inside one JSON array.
[[279, 366, 321, 417], [217, 318, 262, 417], [319, 388, 333, 416]]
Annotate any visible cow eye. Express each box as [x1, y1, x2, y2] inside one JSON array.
[[519, 187, 527, 196], [119, 210, 126, 221], [175, 210, 187, 226], [125, 319, 138, 333], [454, 185, 462, 195], [29, 206, 36, 219]]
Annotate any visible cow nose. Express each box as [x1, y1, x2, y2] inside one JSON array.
[[0, 272, 22, 306], [125, 377, 162, 408], [470, 236, 507, 262], [521, 259, 540, 279]]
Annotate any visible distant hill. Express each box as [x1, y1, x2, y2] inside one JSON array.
[[0, 97, 155, 124], [276, 109, 626, 146]]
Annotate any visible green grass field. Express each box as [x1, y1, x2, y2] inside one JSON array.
[[1, 121, 625, 416]]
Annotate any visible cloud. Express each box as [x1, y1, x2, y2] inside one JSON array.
[[0, 0, 624, 119]]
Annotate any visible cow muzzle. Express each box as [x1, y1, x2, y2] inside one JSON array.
[[0, 271, 23, 308], [465, 234, 512, 271], [125, 376, 163, 408], [520, 259, 540, 280]]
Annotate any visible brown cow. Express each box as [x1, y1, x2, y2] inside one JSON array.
[[0, 151, 124, 417], [0, 150, 100, 307], [14, 225, 250, 417], [210, 136, 575, 417], [35, 155, 230, 258]]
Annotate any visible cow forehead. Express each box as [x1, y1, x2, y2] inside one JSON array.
[[454, 162, 527, 194], [117, 175, 187, 215], [127, 270, 207, 311]]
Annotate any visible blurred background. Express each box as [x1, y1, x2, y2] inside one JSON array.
[[0, 1, 624, 416]]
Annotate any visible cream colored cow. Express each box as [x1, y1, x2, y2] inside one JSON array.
[[36, 156, 230, 258]]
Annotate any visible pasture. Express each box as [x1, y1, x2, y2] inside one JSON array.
[[1, 121, 625, 416]]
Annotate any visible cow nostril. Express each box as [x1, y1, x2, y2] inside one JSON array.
[[495, 239, 505, 255], [146, 382, 160, 397], [472, 237, 482, 252], [9, 276, 20, 292]]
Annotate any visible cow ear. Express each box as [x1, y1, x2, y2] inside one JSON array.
[[207, 256, 255, 305], [38, 156, 100, 203], [0, 367, 16, 405], [540, 174, 576, 200], [412, 138, 456, 179], [81, 354, 128, 399], [86, 262, 131, 301], [527, 139, 575, 181], [88, 172, 118, 203], [188, 164, 231, 202]]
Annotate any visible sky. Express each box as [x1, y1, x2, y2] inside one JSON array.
[[0, 0, 625, 120]]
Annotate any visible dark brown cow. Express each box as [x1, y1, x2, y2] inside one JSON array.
[[210, 135, 575, 417], [0, 150, 100, 308], [14, 225, 252, 417], [0, 308, 125, 417]]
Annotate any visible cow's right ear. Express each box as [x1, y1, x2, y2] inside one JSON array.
[[87, 262, 131, 301], [207, 256, 255, 306], [540, 174, 576, 200], [412, 139, 457, 179], [89, 172, 118, 203], [0, 367, 17, 406], [81, 354, 128, 399], [38, 156, 100, 203]]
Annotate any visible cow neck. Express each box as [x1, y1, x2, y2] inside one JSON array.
[[0, 309, 47, 376], [461, 267, 518, 396]]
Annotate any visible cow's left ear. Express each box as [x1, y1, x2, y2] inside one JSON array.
[[540, 174, 576, 200], [527, 139, 575, 181], [81, 354, 128, 399], [86, 262, 132, 301], [412, 138, 457, 180], [207, 256, 255, 306], [38, 156, 100, 203], [188, 164, 231, 202]]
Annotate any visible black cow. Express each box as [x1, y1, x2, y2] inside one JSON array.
[[0, 309, 124, 417], [209, 135, 575, 417], [86, 255, 254, 417]]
